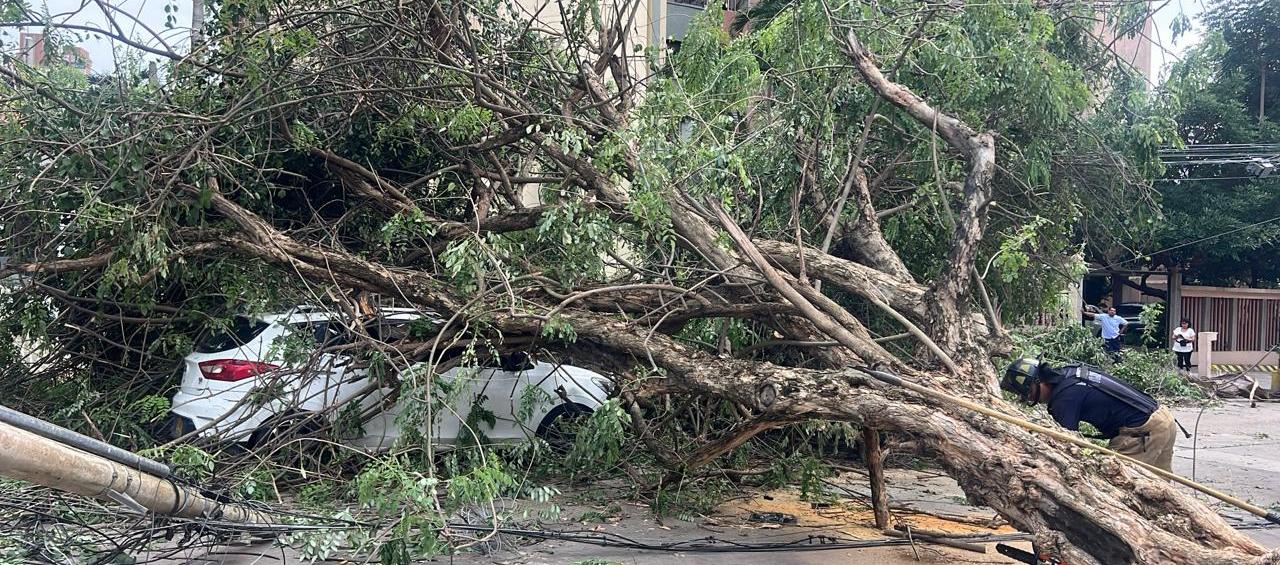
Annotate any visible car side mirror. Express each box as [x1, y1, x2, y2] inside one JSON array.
[[499, 352, 535, 372]]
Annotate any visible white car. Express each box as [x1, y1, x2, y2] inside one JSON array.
[[162, 307, 612, 451]]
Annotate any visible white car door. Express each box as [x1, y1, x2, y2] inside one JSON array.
[[471, 365, 524, 443], [287, 320, 377, 437], [288, 321, 347, 411], [484, 354, 563, 441], [354, 360, 479, 450]]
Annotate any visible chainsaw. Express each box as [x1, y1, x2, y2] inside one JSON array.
[[996, 543, 1068, 565]]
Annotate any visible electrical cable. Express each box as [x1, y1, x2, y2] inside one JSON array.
[[1161, 161, 1279, 167], [1155, 175, 1277, 182], [1158, 143, 1280, 153], [443, 523, 1030, 553], [1097, 213, 1280, 271], [1153, 144, 1280, 178]]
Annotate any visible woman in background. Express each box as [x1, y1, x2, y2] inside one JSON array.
[[1172, 319, 1196, 372]]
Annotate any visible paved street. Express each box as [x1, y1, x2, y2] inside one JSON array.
[[1173, 399, 1280, 547]]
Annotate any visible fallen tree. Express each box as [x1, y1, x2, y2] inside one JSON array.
[[0, 0, 1273, 562]]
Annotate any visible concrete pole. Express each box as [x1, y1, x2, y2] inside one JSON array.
[[1198, 332, 1218, 378], [1168, 266, 1182, 349], [0, 421, 269, 523]]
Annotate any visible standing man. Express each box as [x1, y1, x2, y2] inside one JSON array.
[[1097, 306, 1128, 355], [1002, 358, 1177, 471]]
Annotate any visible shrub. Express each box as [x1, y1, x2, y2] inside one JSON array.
[[1009, 324, 1109, 367], [1111, 349, 1203, 401], [1008, 324, 1202, 401]]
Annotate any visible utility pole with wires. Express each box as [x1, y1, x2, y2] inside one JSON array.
[[0, 404, 271, 524], [1261, 58, 1267, 123], [1158, 143, 1279, 179]]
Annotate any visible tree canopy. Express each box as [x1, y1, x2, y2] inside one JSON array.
[[1149, 0, 1280, 286], [0, 0, 1269, 563]]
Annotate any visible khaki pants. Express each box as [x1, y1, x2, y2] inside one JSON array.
[[1108, 406, 1177, 472]]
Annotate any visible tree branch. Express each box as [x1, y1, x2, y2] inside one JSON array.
[[708, 198, 898, 367], [0, 252, 115, 278], [837, 29, 997, 357]]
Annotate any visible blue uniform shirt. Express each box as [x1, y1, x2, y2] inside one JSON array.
[[1047, 381, 1149, 439], [1097, 314, 1127, 339]]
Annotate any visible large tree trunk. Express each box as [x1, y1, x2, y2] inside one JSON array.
[[4, 2, 1277, 563], [553, 316, 1273, 565], [861, 427, 890, 529]]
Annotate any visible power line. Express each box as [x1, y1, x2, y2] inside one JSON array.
[[1161, 157, 1278, 165], [1161, 163, 1277, 168], [1159, 143, 1280, 148], [444, 523, 1031, 553], [1155, 175, 1276, 182], [1159, 143, 1280, 152], [1157, 144, 1280, 170], [1099, 213, 1280, 270], [1161, 149, 1280, 153]]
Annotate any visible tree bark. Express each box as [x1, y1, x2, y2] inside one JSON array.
[[862, 427, 890, 529], [560, 319, 1272, 565], [837, 165, 913, 281], [838, 29, 997, 368], [14, 3, 1280, 562], [756, 239, 927, 319]]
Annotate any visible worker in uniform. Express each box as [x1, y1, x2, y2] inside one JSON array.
[[1001, 358, 1178, 471]]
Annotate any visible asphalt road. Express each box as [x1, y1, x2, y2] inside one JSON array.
[[1173, 399, 1280, 547]]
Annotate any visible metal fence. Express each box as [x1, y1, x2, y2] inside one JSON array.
[[1181, 295, 1280, 352]]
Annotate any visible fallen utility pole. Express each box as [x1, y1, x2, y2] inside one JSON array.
[[0, 413, 269, 523], [0, 404, 171, 478], [862, 368, 1280, 526]]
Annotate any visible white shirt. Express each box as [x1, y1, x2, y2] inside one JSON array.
[[1173, 327, 1196, 353]]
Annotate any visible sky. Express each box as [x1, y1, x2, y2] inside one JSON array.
[[8, 0, 1208, 79], [1149, 0, 1207, 82], [5, 0, 189, 73]]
